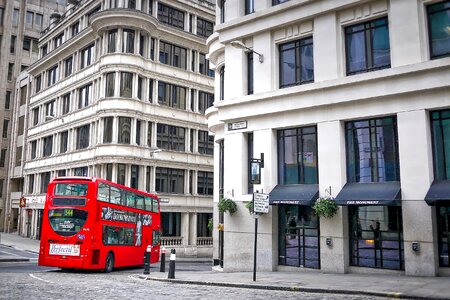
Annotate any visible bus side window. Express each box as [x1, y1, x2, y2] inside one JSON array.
[[98, 183, 110, 202], [135, 195, 144, 210], [144, 197, 153, 211], [152, 198, 159, 212], [126, 191, 136, 208], [110, 186, 122, 205]]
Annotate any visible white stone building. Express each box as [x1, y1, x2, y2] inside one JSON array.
[[7, 0, 216, 257], [207, 0, 450, 276]]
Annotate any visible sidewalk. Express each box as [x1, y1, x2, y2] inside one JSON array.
[[1, 232, 449, 299], [0, 232, 40, 262]]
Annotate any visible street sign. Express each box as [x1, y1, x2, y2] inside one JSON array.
[[253, 193, 269, 214]]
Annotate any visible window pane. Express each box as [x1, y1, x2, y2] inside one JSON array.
[[428, 2, 450, 58], [372, 25, 391, 68], [280, 45, 296, 87], [346, 31, 366, 74]]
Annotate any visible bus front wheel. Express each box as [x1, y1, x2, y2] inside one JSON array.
[[105, 252, 114, 273]]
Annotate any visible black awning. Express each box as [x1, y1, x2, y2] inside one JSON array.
[[425, 181, 450, 205], [269, 184, 318, 206], [335, 182, 401, 206]]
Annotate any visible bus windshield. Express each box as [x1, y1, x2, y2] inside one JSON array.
[[48, 208, 88, 236], [55, 183, 88, 196]]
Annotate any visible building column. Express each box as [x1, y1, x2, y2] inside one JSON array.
[[181, 212, 190, 246], [189, 212, 197, 245], [317, 120, 348, 274], [397, 110, 437, 276]]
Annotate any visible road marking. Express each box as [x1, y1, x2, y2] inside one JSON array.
[[129, 274, 144, 281], [29, 273, 53, 284]]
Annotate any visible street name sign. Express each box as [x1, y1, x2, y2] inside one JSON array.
[[253, 192, 269, 214]]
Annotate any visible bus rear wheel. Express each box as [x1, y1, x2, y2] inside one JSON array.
[[104, 252, 114, 273]]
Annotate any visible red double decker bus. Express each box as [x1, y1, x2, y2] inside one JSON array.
[[38, 177, 161, 272]]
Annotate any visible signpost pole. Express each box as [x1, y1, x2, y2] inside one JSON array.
[[253, 213, 258, 282]]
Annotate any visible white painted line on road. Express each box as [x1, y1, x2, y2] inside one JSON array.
[[29, 273, 53, 284], [129, 274, 145, 281]]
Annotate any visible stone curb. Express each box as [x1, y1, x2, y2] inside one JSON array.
[[138, 275, 449, 300]]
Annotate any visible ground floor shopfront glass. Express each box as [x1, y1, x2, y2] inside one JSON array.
[[278, 205, 320, 269], [349, 205, 404, 270], [437, 205, 450, 267]]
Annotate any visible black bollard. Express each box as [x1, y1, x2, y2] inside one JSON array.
[[168, 249, 176, 279], [143, 245, 152, 275], [160, 247, 166, 272]]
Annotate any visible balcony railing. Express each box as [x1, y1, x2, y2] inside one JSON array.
[[161, 236, 183, 246], [196, 237, 213, 246]]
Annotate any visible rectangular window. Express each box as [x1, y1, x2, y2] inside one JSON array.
[[23, 37, 31, 51], [131, 165, 139, 189], [197, 171, 213, 195], [74, 166, 88, 176], [54, 33, 64, 48], [2, 120, 9, 138], [10, 35, 16, 54], [64, 56, 73, 78], [120, 72, 133, 97], [197, 17, 213, 38], [60, 131, 68, 153], [106, 163, 113, 181], [30, 141, 37, 159], [161, 212, 181, 236], [278, 126, 318, 184], [345, 17, 391, 75], [32, 107, 39, 126], [157, 3, 184, 30], [245, 0, 255, 15], [139, 34, 145, 56], [136, 119, 142, 145], [158, 81, 186, 109], [107, 29, 117, 53], [273, 0, 290, 5], [247, 52, 254, 95], [43, 135, 53, 157], [198, 91, 214, 114], [12, 9, 19, 27], [279, 37, 314, 88], [220, 66, 225, 100], [349, 205, 404, 270], [137, 76, 144, 100], [35, 13, 43, 29], [122, 29, 135, 54], [5, 91, 11, 110], [427, 1, 450, 59], [42, 44, 48, 57], [35, 75, 42, 93], [198, 130, 214, 155], [18, 116, 24, 135], [156, 167, 184, 194], [81, 44, 95, 69], [199, 53, 206, 75], [47, 65, 58, 86], [71, 21, 79, 37], [40, 172, 51, 193], [192, 50, 197, 72], [0, 8, 4, 25], [31, 38, 39, 54], [159, 41, 187, 69], [76, 124, 90, 150], [437, 205, 450, 267], [148, 79, 154, 101], [157, 123, 185, 151], [117, 163, 126, 185], [147, 121, 152, 147], [20, 86, 27, 106], [45, 100, 56, 119], [345, 117, 399, 183], [62, 93, 71, 115], [431, 110, 450, 180], [150, 38, 155, 60], [103, 117, 114, 143], [105, 72, 115, 97], [7, 63, 14, 81], [78, 84, 92, 109], [0, 149, 6, 167], [118, 117, 132, 144], [28, 174, 34, 194]]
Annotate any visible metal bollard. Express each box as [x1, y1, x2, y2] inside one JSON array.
[[168, 249, 176, 279], [143, 245, 152, 275], [160, 247, 166, 272]]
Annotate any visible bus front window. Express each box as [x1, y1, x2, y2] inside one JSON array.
[[55, 183, 88, 196], [48, 209, 88, 236]]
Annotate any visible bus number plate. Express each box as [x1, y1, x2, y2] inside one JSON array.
[[49, 244, 80, 256]]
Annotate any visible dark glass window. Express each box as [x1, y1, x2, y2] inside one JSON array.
[[103, 117, 113, 143], [120, 72, 133, 98], [161, 212, 181, 236], [107, 29, 117, 53], [30, 141, 37, 159], [54, 33, 64, 48], [278, 126, 318, 184], [219, 66, 225, 100], [62, 93, 71, 115], [78, 84, 92, 109], [245, 0, 255, 15], [157, 3, 184, 30], [431, 110, 450, 180], [197, 171, 213, 195], [345, 17, 391, 75], [60, 131, 68, 153], [197, 213, 213, 237], [135, 119, 141, 145], [80, 44, 95, 69], [159, 41, 187, 69], [64, 56, 73, 78], [105, 72, 115, 97], [158, 81, 186, 109], [349, 205, 404, 270], [273, 0, 290, 5], [118, 117, 131, 144], [220, 0, 226, 23], [43, 135, 53, 157], [198, 91, 214, 114], [427, 1, 450, 59], [40, 172, 51, 193], [197, 17, 213, 38], [157, 123, 185, 151], [76, 124, 90, 150], [278, 205, 320, 269], [122, 29, 135, 54], [47, 65, 58, 86], [198, 130, 214, 155], [103, 225, 134, 245], [247, 52, 254, 95], [117, 164, 126, 185], [156, 167, 184, 194], [35, 75, 42, 93], [131, 165, 139, 189], [437, 205, 450, 267], [71, 22, 79, 37], [279, 37, 314, 88], [346, 117, 399, 183]]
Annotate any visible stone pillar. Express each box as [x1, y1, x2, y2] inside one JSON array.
[[317, 120, 348, 273], [181, 212, 190, 246], [253, 32, 272, 93], [397, 110, 437, 276], [314, 12, 340, 82]]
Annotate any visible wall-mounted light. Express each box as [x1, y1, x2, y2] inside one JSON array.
[[230, 40, 264, 63], [326, 237, 333, 247], [412, 242, 420, 253], [149, 147, 162, 158]]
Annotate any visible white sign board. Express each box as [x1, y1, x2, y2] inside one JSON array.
[[253, 193, 269, 214]]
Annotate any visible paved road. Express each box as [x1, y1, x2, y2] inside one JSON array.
[[0, 244, 37, 260]]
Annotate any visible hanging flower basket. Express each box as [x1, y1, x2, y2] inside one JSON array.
[[312, 196, 338, 219], [218, 197, 237, 215], [207, 218, 213, 231], [245, 200, 254, 214]]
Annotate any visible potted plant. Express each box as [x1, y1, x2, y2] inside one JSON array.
[[312, 196, 338, 218], [218, 197, 237, 215]]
